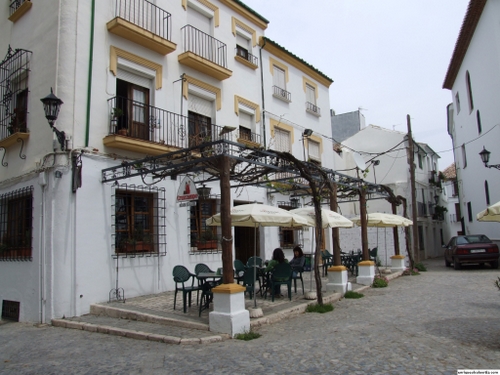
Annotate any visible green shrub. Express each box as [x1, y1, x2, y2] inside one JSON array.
[[414, 263, 427, 272], [344, 291, 364, 299], [372, 275, 388, 288], [235, 331, 261, 341], [305, 303, 334, 313]]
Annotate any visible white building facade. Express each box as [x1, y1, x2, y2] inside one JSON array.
[[334, 125, 444, 265], [443, 0, 500, 242], [0, 0, 334, 322]]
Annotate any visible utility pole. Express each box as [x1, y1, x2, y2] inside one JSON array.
[[407, 114, 419, 265]]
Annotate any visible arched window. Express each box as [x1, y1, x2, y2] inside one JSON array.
[[466, 71, 474, 112], [476, 110, 482, 134], [485, 180, 490, 206]]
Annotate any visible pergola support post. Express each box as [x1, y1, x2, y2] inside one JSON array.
[[209, 155, 249, 336]]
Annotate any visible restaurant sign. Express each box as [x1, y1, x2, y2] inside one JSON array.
[[177, 176, 198, 202]]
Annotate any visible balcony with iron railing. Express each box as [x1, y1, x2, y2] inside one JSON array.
[[9, 0, 32, 22], [272, 85, 291, 103], [103, 97, 260, 155], [236, 127, 261, 148], [417, 201, 427, 217], [306, 102, 321, 117], [234, 46, 258, 69], [178, 25, 232, 80], [107, 0, 176, 55]]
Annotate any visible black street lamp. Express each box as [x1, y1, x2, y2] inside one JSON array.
[[479, 146, 500, 170], [40, 88, 65, 151]]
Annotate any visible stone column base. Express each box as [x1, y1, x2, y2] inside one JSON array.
[[390, 255, 406, 272], [209, 284, 250, 337], [356, 261, 375, 286], [326, 265, 349, 294]]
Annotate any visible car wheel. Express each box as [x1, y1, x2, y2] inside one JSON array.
[[453, 260, 461, 270], [491, 260, 499, 269], [445, 258, 451, 267]]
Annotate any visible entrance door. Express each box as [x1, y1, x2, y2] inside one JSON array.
[[116, 79, 150, 140], [235, 226, 259, 264]]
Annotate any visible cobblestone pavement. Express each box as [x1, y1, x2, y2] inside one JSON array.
[[2, 257, 500, 374]]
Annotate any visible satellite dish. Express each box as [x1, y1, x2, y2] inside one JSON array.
[[352, 152, 367, 171]]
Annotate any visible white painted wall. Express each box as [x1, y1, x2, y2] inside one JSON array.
[[447, 0, 500, 242]]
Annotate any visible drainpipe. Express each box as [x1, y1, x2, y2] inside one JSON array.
[[84, 0, 96, 147], [259, 38, 267, 148], [39, 172, 47, 323]]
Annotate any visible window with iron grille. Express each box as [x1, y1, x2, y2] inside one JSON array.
[[278, 203, 303, 249], [112, 184, 166, 258], [0, 46, 32, 140], [190, 199, 221, 254], [0, 186, 33, 261]]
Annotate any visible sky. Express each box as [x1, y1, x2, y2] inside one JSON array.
[[242, 0, 470, 170]]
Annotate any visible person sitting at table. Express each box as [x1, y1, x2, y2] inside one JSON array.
[[264, 248, 289, 297], [289, 245, 305, 277]]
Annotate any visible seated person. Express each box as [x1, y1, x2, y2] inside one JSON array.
[[289, 245, 305, 277], [264, 248, 289, 297]]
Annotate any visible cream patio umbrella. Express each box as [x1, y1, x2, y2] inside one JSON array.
[[206, 203, 310, 308], [350, 213, 413, 266], [477, 201, 500, 222], [290, 207, 354, 229], [290, 207, 353, 292]]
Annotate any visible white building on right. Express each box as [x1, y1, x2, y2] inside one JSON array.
[[443, 0, 500, 241]]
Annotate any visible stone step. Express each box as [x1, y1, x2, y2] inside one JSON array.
[[52, 314, 228, 345]]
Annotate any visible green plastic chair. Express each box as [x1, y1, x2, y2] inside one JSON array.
[[291, 264, 305, 294], [172, 265, 202, 313], [246, 256, 263, 268], [267, 262, 292, 302], [321, 249, 334, 276], [369, 247, 378, 262], [198, 279, 214, 316], [234, 259, 247, 285], [242, 268, 258, 299]]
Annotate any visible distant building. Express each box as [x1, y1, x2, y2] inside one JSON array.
[[441, 163, 462, 241], [330, 109, 366, 143]]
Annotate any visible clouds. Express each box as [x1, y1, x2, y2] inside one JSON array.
[[244, 0, 469, 169]]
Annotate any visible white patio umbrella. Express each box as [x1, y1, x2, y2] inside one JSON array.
[[290, 207, 353, 292], [350, 212, 413, 228], [290, 207, 354, 229], [477, 201, 500, 222], [206, 203, 310, 308], [350, 213, 413, 266]]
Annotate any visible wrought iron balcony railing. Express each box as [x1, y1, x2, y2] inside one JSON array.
[[114, 0, 172, 40], [237, 127, 261, 145], [306, 102, 321, 116], [181, 25, 227, 68], [272, 85, 291, 102], [108, 97, 250, 150], [234, 46, 258, 66]]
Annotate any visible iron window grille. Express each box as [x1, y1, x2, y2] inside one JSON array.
[[111, 183, 166, 258], [234, 46, 258, 66], [272, 85, 291, 102], [0, 46, 32, 140], [277, 203, 304, 249], [0, 185, 33, 261], [306, 102, 321, 116]]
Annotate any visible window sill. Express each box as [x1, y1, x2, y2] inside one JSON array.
[[273, 93, 291, 103], [0, 131, 29, 148], [234, 55, 258, 70], [306, 108, 321, 117]]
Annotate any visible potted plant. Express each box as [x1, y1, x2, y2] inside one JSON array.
[[112, 107, 127, 136], [197, 229, 218, 250]]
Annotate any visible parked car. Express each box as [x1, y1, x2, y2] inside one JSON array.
[[443, 234, 499, 270]]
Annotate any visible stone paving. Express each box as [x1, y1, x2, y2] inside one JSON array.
[[2, 258, 500, 374]]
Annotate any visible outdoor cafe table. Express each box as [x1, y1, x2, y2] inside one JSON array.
[[341, 252, 361, 276], [196, 273, 223, 315]]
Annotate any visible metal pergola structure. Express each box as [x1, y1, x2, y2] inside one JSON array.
[[101, 138, 395, 287], [101, 139, 389, 201]]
